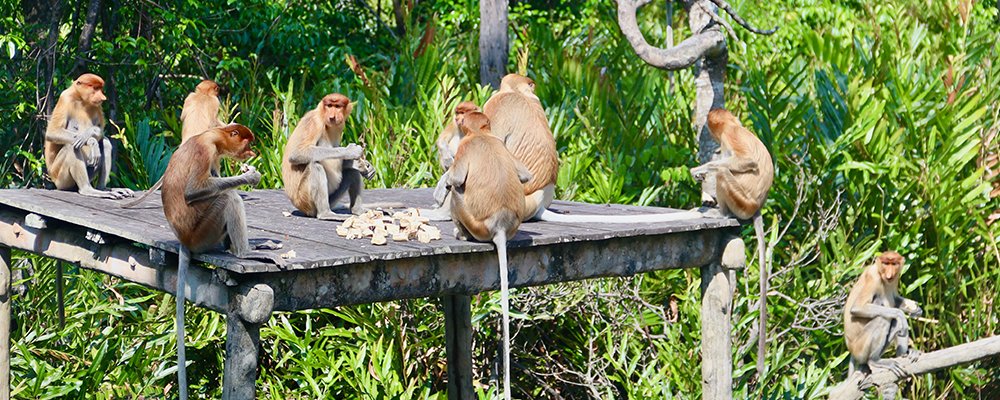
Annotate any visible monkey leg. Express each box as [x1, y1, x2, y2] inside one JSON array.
[[433, 171, 451, 206], [714, 169, 759, 220], [865, 317, 906, 377], [329, 168, 364, 216], [305, 162, 342, 221], [522, 184, 555, 222], [50, 144, 125, 199], [218, 192, 285, 266], [93, 138, 134, 198]]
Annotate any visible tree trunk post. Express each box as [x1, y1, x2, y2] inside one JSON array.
[[479, 0, 509, 89], [0, 246, 10, 400], [222, 283, 273, 400], [443, 294, 474, 400], [700, 234, 743, 400]]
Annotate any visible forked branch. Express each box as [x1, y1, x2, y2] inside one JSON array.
[[616, 0, 725, 70], [709, 0, 778, 35], [829, 336, 1000, 400]]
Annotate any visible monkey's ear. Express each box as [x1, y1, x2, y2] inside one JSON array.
[[219, 123, 254, 140]]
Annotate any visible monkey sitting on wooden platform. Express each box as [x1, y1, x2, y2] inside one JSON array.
[[45, 73, 134, 199], [282, 93, 376, 220]]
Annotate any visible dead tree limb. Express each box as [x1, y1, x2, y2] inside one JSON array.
[[829, 336, 1000, 400]]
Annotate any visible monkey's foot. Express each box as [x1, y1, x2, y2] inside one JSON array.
[[697, 207, 725, 218], [415, 207, 451, 222], [869, 359, 906, 378], [904, 348, 922, 362], [316, 211, 353, 221], [251, 239, 283, 251], [453, 227, 469, 241], [80, 187, 133, 200], [238, 250, 288, 267]]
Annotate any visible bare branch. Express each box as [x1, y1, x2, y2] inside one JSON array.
[[830, 336, 1000, 400], [616, 0, 725, 70], [708, 0, 778, 35]]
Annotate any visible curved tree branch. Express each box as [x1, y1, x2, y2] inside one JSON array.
[[709, 0, 778, 35], [829, 336, 1000, 400], [616, 0, 725, 71]]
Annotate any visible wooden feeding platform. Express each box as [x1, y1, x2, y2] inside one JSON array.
[[0, 188, 745, 399]]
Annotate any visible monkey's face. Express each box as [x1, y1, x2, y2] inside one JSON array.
[[453, 102, 480, 126], [320, 94, 352, 127], [76, 74, 107, 105], [877, 253, 904, 283], [219, 124, 256, 160]]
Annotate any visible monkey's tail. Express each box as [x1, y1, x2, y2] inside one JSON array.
[[753, 213, 768, 379], [120, 177, 164, 208], [536, 208, 704, 223], [176, 245, 190, 400], [492, 232, 512, 400]]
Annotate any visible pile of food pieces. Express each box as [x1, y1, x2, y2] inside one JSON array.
[[336, 209, 443, 245]]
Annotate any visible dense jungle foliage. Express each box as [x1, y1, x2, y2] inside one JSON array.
[[1, 0, 999, 398]]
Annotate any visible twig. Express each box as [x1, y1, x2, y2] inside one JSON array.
[[708, 0, 778, 35]]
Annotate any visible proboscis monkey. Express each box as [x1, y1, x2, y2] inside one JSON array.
[[45, 73, 134, 199], [122, 80, 226, 208], [476, 74, 703, 223], [690, 108, 774, 376], [844, 251, 922, 378], [448, 112, 531, 400], [161, 123, 283, 399], [282, 93, 378, 220], [432, 101, 482, 206]]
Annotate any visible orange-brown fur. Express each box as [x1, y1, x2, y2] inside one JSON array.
[[281, 93, 359, 217], [482, 74, 559, 221], [45, 73, 108, 188], [704, 108, 774, 220], [180, 80, 225, 142], [448, 112, 526, 241], [162, 124, 256, 251], [843, 251, 922, 374], [436, 101, 482, 170]]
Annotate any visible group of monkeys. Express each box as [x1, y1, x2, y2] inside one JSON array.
[[43, 72, 920, 397]]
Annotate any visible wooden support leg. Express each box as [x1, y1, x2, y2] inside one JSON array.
[[701, 235, 743, 400], [0, 246, 10, 400], [222, 284, 273, 400], [443, 294, 474, 400], [56, 263, 65, 328]]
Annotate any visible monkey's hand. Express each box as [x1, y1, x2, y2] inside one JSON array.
[[72, 132, 90, 149], [84, 137, 101, 166], [344, 143, 364, 160], [85, 125, 103, 139], [690, 165, 710, 182], [239, 164, 262, 187]]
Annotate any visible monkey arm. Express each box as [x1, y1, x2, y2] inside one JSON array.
[[514, 160, 532, 184], [727, 158, 759, 174], [851, 303, 908, 321], [447, 160, 469, 190], [286, 144, 363, 165], [184, 170, 261, 205], [896, 296, 923, 317]]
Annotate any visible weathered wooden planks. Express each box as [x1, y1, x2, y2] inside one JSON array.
[[0, 188, 738, 274]]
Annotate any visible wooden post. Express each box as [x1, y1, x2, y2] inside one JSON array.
[[478, 0, 508, 88], [56, 263, 65, 327], [443, 294, 474, 400], [0, 246, 10, 400], [701, 235, 743, 400], [222, 284, 273, 400]]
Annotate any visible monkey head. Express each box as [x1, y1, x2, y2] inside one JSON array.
[[458, 112, 491, 136], [319, 93, 352, 127], [499, 74, 537, 98], [75, 73, 107, 105], [195, 79, 222, 97], [876, 251, 905, 283], [706, 108, 740, 142], [453, 101, 481, 127], [216, 124, 256, 160]]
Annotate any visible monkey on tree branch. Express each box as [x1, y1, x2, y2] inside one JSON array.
[[616, 0, 778, 380]]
